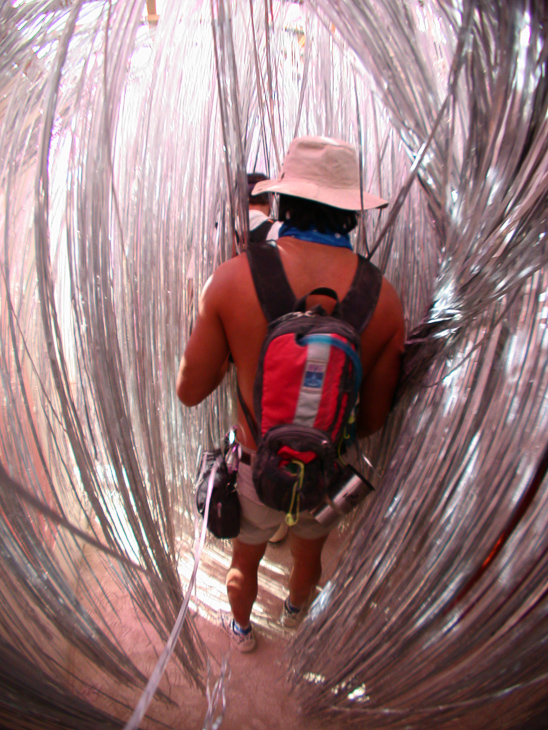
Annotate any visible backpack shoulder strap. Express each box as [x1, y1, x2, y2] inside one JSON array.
[[247, 245, 382, 330], [246, 241, 297, 322], [241, 242, 296, 442], [340, 254, 383, 333]]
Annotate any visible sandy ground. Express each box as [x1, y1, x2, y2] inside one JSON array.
[[67, 528, 347, 729]]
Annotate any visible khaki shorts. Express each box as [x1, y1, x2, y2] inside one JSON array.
[[236, 461, 334, 545]]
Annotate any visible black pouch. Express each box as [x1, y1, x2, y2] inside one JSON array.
[[252, 424, 337, 516], [195, 446, 241, 539]]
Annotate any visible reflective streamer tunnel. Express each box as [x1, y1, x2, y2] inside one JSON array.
[[0, 0, 547, 728]]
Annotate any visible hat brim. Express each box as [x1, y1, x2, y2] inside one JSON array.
[[252, 179, 388, 211]]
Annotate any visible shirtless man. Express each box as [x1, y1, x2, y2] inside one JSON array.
[[177, 136, 405, 651]]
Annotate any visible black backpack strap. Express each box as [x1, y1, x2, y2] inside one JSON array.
[[246, 241, 297, 322], [248, 245, 381, 330], [237, 384, 259, 444], [242, 242, 296, 441], [294, 287, 339, 314], [340, 255, 383, 333]]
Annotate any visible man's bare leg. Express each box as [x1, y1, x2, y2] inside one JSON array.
[[226, 539, 268, 627], [288, 532, 328, 608]]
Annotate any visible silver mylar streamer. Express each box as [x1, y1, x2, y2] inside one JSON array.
[[0, 0, 547, 729]]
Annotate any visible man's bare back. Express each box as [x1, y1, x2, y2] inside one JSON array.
[[177, 235, 405, 446], [176, 136, 406, 650]]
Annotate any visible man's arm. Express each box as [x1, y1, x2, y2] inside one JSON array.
[[176, 273, 230, 407], [355, 280, 405, 438]]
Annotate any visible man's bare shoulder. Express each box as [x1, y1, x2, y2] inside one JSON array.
[[363, 274, 406, 349], [377, 276, 404, 322], [219, 251, 250, 275], [201, 253, 252, 304]]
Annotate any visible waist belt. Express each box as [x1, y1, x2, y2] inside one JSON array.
[[239, 448, 254, 466]]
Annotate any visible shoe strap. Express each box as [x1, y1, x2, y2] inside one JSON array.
[[285, 598, 302, 614], [233, 619, 252, 635]]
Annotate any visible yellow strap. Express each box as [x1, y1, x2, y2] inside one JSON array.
[[285, 460, 304, 526], [338, 410, 356, 461]]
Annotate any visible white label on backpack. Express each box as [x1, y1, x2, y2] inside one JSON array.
[[295, 341, 330, 426]]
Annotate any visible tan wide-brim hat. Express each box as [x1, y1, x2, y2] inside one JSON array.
[[252, 135, 388, 211]]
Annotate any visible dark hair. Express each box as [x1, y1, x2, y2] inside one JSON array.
[[247, 172, 270, 206], [278, 195, 358, 234]]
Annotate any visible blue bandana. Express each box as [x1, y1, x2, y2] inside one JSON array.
[[278, 223, 352, 250]]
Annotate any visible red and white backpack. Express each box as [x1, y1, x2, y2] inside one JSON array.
[[239, 241, 382, 524]]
